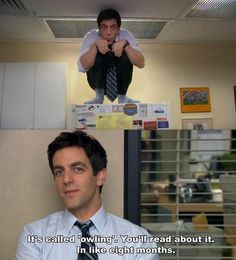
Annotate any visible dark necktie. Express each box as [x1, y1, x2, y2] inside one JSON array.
[[105, 49, 118, 102], [74, 220, 98, 260]]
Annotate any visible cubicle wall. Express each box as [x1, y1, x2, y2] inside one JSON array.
[[0, 130, 124, 260]]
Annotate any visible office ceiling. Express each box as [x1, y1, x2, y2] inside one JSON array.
[[0, 0, 236, 43]]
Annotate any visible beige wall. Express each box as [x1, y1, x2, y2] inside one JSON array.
[[0, 130, 124, 260], [0, 42, 236, 128]]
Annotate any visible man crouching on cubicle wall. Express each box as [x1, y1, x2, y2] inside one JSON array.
[[78, 9, 144, 104], [15, 130, 158, 259]]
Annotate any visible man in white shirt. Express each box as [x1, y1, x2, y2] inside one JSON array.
[[78, 9, 144, 104], [15, 130, 159, 259]]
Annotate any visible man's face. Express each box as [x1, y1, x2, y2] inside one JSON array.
[[52, 146, 106, 219], [99, 19, 119, 44]]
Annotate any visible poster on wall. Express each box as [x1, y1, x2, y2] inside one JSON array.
[[182, 118, 213, 130], [76, 103, 171, 130], [180, 87, 211, 113]]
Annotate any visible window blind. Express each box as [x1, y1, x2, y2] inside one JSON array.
[[140, 130, 236, 259]]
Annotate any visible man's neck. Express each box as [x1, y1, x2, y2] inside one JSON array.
[[69, 201, 102, 221]]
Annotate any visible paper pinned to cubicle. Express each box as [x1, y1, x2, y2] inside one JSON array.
[[76, 103, 171, 129], [96, 113, 133, 129]]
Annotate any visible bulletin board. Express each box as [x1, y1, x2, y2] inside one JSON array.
[[76, 103, 171, 130]]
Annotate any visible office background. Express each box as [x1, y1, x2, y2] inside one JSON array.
[[1, 0, 236, 129], [1, 43, 236, 129]]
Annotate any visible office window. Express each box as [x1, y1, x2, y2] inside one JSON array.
[[125, 130, 236, 259]]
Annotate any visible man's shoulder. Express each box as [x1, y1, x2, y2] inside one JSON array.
[[118, 29, 140, 49], [119, 28, 129, 33], [106, 213, 150, 235], [84, 29, 99, 38], [119, 28, 134, 36], [25, 211, 64, 231]]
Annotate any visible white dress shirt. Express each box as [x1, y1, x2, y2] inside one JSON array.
[[15, 205, 159, 260], [78, 28, 142, 72]]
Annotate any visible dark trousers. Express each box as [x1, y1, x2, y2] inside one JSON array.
[[86, 51, 133, 95]]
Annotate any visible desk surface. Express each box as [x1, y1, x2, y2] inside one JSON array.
[[157, 195, 236, 246], [158, 194, 223, 216]]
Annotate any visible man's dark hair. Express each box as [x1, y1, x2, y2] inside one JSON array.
[[47, 130, 107, 177], [97, 8, 121, 28]]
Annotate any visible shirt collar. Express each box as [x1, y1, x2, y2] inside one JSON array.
[[61, 209, 78, 235], [90, 204, 107, 233], [61, 205, 108, 234]]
